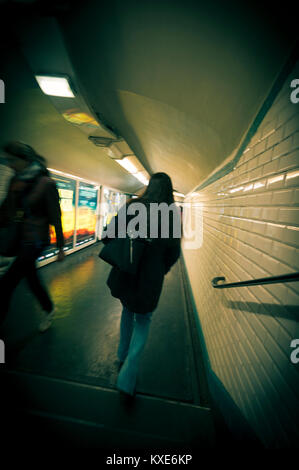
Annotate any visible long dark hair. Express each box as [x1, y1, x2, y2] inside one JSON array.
[[138, 172, 174, 205]]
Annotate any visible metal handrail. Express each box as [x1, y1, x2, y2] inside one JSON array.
[[212, 272, 299, 289]]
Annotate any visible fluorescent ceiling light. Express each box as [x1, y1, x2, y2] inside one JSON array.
[[134, 172, 149, 186], [173, 191, 185, 197], [115, 157, 139, 174], [47, 168, 99, 186], [35, 75, 75, 97], [115, 155, 148, 185]]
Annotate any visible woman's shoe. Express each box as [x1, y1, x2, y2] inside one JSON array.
[[39, 309, 55, 333]]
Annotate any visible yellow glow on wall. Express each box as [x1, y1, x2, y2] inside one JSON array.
[[62, 109, 100, 127]]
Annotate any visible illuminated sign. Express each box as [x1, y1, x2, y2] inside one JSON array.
[[62, 108, 100, 127], [76, 182, 98, 246]]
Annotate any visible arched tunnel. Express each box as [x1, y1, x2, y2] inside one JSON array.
[[0, 0, 299, 456]]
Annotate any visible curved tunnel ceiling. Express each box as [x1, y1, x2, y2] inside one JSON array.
[[0, 0, 298, 195]]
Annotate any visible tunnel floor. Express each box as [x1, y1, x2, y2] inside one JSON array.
[[2, 243, 208, 405]]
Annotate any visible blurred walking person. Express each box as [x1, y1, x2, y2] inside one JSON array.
[[0, 142, 65, 332], [101, 172, 181, 400]]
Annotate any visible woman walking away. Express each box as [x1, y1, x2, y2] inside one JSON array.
[[0, 141, 65, 332], [102, 172, 181, 401]]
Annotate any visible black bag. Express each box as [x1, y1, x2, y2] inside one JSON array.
[[99, 235, 149, 275], [0, 215, 23, 257]]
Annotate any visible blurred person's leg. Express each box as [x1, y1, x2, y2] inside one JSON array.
[[117, 311, 153, 396], [25, 255, 53, 313], [0, 243, 51, 325], [0, 249, 29, 324], [117, 305, 134, 362]]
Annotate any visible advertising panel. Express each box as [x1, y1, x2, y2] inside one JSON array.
[[76, 182, 98, 246]]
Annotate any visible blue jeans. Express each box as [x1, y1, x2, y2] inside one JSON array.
[[117, 305, 153, 396]]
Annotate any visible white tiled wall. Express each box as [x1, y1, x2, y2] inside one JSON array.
[[183, 60, 299, 448]]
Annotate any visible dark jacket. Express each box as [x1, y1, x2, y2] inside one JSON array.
[[103, 199, 181, 314], [0, 168, 64, 249]]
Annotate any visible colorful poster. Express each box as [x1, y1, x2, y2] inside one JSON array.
[[39, 174, 76, 261], [76, 182, 98, 246]]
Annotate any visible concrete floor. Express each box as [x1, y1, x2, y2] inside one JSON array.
[[1, 243, 215, 450], [2, 243, 201, 402]]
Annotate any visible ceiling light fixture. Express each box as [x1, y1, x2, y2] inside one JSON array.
[[35, 75, 75, 98], [115, 157, 139, 174], [134, 172, 149, 186], [47, 168, 99, 186]]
